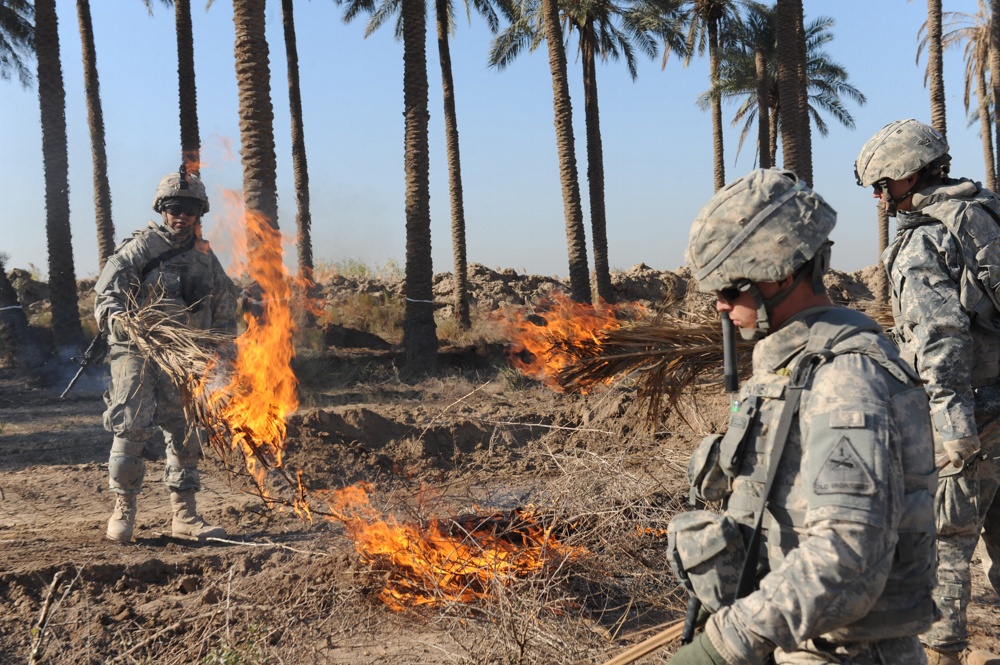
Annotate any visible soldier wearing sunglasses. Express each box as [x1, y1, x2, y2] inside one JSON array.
[[667, 168, 936, 665], [93, 166, 239, 545]]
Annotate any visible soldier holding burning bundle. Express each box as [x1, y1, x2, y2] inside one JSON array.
[[666, 169, 937, 664], [93, 167, 240, 544]]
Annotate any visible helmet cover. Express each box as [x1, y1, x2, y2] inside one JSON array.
[[152, 166, 210, 214], [686, 168, 837, 292], [854, 118, 949, 188]]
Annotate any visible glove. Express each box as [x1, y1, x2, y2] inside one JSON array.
[[108, 313, 129, 343], [668, 631, 730, 665], [936, 434, 981, 469]]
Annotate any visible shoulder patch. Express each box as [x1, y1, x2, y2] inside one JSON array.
[[814, 436, 876, 495]]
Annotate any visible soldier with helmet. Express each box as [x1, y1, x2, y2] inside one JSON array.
[[667, 168, 937, 664], [855, 119, 1000, 665], [93, 166, 239, 544]]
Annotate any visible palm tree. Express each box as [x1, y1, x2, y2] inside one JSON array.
[[493, 0, 687, 304], [76, 0, 115, 271], [232, 0, 279, 232], [143, 0, 201, 173], [707, 9, 865, 172], [35, 0, 85, 350], [399, 0, 439, 370], [684, 0, 747, 191], [0, 0, 33, 87], [280, 0, 316, 296], [935, 2, 995, 190], [775, 0, 811, 185], [917, 0, 947, 138], [341, 0, 500, 327]]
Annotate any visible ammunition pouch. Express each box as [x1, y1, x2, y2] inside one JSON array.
[[687, 434, 730, 505], [667, 510, 746, 614]]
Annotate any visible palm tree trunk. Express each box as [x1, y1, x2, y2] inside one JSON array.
[[401, 0, 438, 371], [754, 48, 771, 169], [280, 0, 314, 285], [35, 0, 84, 349], [977, 63, 996, 191], [580, 21, 613, 304], [790, 0, 811, 186], [927, 0, 947, 138], [992, 1, 1000, 183], [708, 17, 725, 191], [769, 100, 778, 167], [232, 0, 279, 232], [435, 0, 471, 328], [76, 0, 115, 272], [541, 0, 590, 303], [775, 0, 803, 180], [176, 0, 201, 173]]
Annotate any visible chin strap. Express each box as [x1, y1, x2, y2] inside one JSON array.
[[742, 243, 832, 341]]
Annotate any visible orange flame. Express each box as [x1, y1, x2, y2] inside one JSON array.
[[201, 195, 299, 492], [320, 483, 585, 611], [499, 291, 646, 392]]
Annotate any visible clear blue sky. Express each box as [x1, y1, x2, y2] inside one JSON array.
[[0, 0, 988, 281]]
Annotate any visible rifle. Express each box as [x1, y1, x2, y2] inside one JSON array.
[[60, 333, 109, 399]]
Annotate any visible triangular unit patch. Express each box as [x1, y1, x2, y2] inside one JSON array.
[[813, 436, 876, 495]]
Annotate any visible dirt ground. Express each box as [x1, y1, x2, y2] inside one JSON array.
[[2, 269, 999, 664]]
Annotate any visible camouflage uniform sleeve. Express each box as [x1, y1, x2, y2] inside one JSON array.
[[705, 353, 902, 664], [93, 233, 150, 331], [893, 226, 977, 441]]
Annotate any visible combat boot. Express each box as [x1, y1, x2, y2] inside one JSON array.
[[925, 647, 962, 665], [169, 490, 226, 541], [106, 494, 138, 543], [965, 649, 1000, 665]]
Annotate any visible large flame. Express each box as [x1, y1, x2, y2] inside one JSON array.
[[320, 483, 584, 611], [201, 194, 299, 491], [500, 291, 646, 392]]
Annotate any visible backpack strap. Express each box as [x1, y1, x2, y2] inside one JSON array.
[[141, 234, 196, 280]]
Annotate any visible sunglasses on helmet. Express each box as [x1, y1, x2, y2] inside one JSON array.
[[163, 201, 203, 217]]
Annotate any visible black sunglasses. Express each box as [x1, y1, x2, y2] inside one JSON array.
[[872, 178, 888, 195], [716, 281, 751, 304], [163, 202, 202, 216]]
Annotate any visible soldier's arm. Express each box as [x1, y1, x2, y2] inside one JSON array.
[[896, 227, 977, 441], [705, 355, 903, 665], [93, 238, 148, 332]]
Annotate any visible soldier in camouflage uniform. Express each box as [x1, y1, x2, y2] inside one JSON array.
[[94, 167, 239, 544], [856, 119, 1000, 665], [668, 168, 938, 665]]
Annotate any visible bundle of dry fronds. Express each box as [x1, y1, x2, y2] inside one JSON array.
[[557, 310, 754, 428]]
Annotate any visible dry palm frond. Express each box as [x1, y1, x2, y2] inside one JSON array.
[[557, 310, 754, 428]]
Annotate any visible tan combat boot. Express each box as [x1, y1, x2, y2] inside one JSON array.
[[965, 649, 1000, 665], [106, 494, 138, 543], [169, 490, 227, 541]]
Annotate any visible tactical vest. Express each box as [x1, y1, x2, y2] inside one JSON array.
[[718, 307, 937, 642], [888, 185, 1000, 386]]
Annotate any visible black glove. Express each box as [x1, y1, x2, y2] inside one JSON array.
[[668, 631, 730, 665]]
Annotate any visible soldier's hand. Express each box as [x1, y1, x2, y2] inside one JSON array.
[[937, 434, 981, 469], [667, 632, 730, 665], [108, 313, 129, 344]]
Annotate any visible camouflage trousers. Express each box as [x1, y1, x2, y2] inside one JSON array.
[[921, 423, 1000, 651], [774, 635, 926, 665], [103, 343, 203, 495]]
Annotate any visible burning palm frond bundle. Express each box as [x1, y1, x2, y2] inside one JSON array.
[[115, 296, 300, 505], [556, 310, 754, 427], [319, 483, 586, 611]]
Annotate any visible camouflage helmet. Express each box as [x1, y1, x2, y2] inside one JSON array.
[[686, 168, 837, 292], [152, 165, 210, 214], [854, 118, 949, 187]]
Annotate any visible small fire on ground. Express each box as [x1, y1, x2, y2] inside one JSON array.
[[500, 291, 647, 392], [319, 483, 586, 611]]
